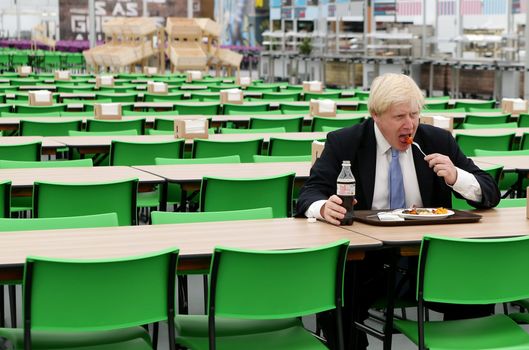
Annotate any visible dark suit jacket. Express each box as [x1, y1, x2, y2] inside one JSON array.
[[297, 118, 500, 215]]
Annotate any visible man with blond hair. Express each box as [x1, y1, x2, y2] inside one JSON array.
[[297, 73, 500, 349]]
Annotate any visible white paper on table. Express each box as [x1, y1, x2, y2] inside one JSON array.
[[239, 77, 251, 85], [185, 119, 207, 133], [513, 99, 527, 111], [189, 71, 202, 80], [146, 67, 157, 75], [20, 66, 31, 74], [100, 103, 120, 116], [432, 115, 451, 129], [225, 88, 242, 101], [33, 90, 51, 103], [100, 75, 113, 85], [309, 81, 322, 92], [318, 99, 336, 113], [152, 82, 167, 93], [57, 71, 70, 79]]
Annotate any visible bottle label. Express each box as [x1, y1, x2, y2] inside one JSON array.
[[337, 183, 355, 196]]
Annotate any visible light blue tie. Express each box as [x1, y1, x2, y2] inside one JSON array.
[[389, 148, 405, 209]]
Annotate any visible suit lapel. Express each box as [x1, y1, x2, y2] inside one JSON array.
[[357, 121, 377, 208]]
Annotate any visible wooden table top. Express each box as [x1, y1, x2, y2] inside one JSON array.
[[0, 218, 381, 267], [0, 166, 164, 188], [453, 128, 529, 137], [134, 162, 312, 183], [471, 155, 529, 171], [343, 207, 529, 245], [0, 136, 64, 149]]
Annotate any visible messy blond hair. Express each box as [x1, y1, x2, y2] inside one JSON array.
[[367, 73, 425, 117]]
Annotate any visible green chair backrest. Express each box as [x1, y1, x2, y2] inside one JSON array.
[[0, 141, 41, 161], [174, 103, 220, 115], [154, 118, 176, 131], [223, 103, 269, 115], [467, 107, 502, 113], [454, 100, 496, 112], [0, 159, 93, 168], [220, 127, 286, 134], [279, 103, 310, 114], [0, 180, 10, 218], [110, 140, 185, 166], [96, 92, 138, 103], [354, 91, 370, 100], [520, 132, 529, 150], [518, 113, 529, 127], [144, 92, 184, 102], [147, 129, 173, 135], [200, 173, 295, 217], [311, 116, 365, 132], [474, 149, 529, 156], [190, 92, 220, 102], [321, 126, 342, 132], [455, 133, 515, 156], [423, 101, 449, 110], [193, 139, 263, 163], [0, 213, 118, 231], [208, 239, 348, 321], [253, 155, 311, 162], [249, 116, 303, 132], [68, 129, 138, 136], [356, 102, 368, 111], [24, 248, 177, 336], [151, 207, 273, 225], [268, 137, 322, 156], [460, 122, 517, 129], [155, 155, 241, 165], [261, 92, 300, 101], [464, 113, 510, 124], [33, 178, 138, 226], [418, 235, 529, 304], [16, 104, 66, 114], [19, 119, 82, 136], [304, 91, 342, 101], [87, 118, 145, 134]]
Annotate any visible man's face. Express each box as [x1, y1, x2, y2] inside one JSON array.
[[372, 102, 420, 152]]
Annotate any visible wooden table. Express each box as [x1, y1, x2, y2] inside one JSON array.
[[0, 136, 65, 156], [0, 218, 381, 279], [453, 128, 529, 138]]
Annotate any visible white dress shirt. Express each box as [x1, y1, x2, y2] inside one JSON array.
[[305, 123, 483, 219]]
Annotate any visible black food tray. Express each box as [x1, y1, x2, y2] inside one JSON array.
[[353, 210, 482, 226]]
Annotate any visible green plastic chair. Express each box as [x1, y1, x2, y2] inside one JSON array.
[[15, 104, 66, 114], [223, 103, 269, 115], [280, 103, 310, 114], [394, 235, 529, 350], [151, 207, 273, 225], [454, 100, 496, 112], [253, 155, 311, 162], [0, 212, 118, 231], [423, 101, 449, 110], [147, 129, 173, 135], [0, 247, 178, 350], [200, 173, 295, 218], [517, 113, 529, 127], [144, 92, 184, 102], [19, 119, 82, 136], [174, 239, 349, 350], [311, 116, 365, 132], [110, 139, 185, 209], [175, 103, 220, 115], [460, 122, 517, 129], [467, 108, 503, 113], [520, 133, 529, 150], [261, 92, 300, 101], [0, 141, 41, 161], [0, 180, 10, 218], [268, 137, 322, 156], [354, 90, 370, 100], [464, 113, 510, 125], [193, 139, 263, 163], [304, 91, 342, 101], [96, 92, 138, 103], [249, 116, 303, 132], [455, 132, 515, 156], [225, 110, 280, 116], [245, 85, 279, 93], [190, 92, 220, 102], [33, 178, 138, 226], [220, 127, 286, 134], [474, 149, 529, 194], [87, 118, 145, 135], [356, 102, 368, 111]]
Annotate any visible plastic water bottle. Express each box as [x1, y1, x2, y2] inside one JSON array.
[[337, 160, 355, 225]]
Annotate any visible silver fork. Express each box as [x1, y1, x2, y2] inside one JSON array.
[[412, 141, 427, 157]]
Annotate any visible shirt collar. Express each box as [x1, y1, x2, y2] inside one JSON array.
[[374, 122, 391, 155]]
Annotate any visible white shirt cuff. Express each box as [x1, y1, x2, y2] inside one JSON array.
[[451, 167, 483, 202], [305, 200, 328, 220]]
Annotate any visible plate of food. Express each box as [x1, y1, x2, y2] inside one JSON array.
[[396, 207, 455, 220]]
